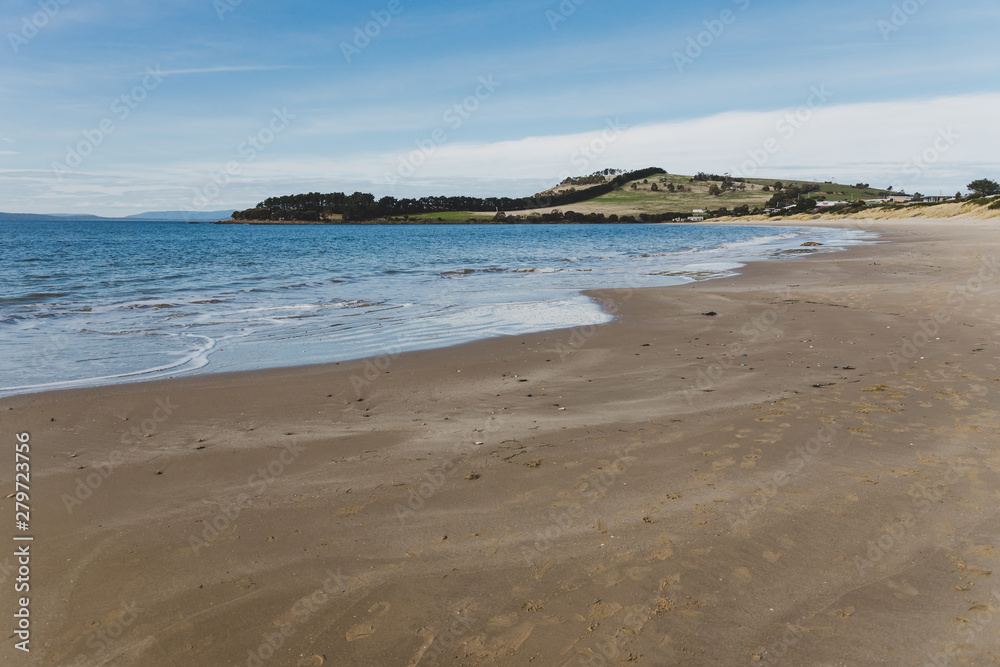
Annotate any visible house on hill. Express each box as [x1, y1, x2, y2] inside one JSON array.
[[883, 193, 913, 203], [865, 194, 913, 205]]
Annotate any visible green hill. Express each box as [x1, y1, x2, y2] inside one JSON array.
[[231, 168, 985, 224], [410, 172, 889, 220], [526, 172, 888, 215]]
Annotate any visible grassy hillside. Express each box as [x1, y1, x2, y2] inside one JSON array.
[[521, 172, 888, 216], [755, 179, 886, 201], [583, 173, 766, 213], [406, 172, 888, 221], [350, 172, 980, 223]]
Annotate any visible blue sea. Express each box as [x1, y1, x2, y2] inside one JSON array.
[[0, 221, 873, 396]]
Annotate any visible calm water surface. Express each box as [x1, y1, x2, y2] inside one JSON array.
[[0, 221, 873, 396]]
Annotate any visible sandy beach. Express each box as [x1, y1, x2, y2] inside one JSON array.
[[3, 218, 999, 666]]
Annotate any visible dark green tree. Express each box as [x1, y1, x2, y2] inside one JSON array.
[[967, 179, 1000, 197]]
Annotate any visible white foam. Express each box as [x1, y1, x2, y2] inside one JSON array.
[[0, 335, 216, 395]]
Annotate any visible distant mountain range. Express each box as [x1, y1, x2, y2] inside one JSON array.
[[0, 210, 234, 222]]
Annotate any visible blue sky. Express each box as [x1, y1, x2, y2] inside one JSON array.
[[1, 0, 998, 215]]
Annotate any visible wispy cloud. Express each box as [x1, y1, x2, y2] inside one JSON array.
[[155, 65, 304, 76], [288, 93, 999, 195], [2, 0, 998, 214], [8, 92, 994, 215]]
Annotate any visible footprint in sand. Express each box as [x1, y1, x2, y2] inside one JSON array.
[[712, 457, 736, 470], [534, 558, 557, 580], [346, 602, 390, 642], [886, 579, 920, 599], [406, 627, 436, 667], [646, 546, 674, 562], [589, 600, 624, 621], [346, 624, 376, 642], [486, 612, 520, 630]]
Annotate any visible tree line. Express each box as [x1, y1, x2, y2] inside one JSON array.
[[232, 167, 666, 222]]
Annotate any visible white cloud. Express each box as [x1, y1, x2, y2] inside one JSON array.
[[320, 92, 1000, 196], [4, 93, 996, 214]]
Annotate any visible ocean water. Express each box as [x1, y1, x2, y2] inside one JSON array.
[[0, 221, 873, 396]]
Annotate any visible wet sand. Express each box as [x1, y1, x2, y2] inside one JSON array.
[[3, 218, 999, 666]]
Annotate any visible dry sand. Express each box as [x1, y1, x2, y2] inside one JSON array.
[[720, 201, 1000, 224], [2, 218, 999, 666]]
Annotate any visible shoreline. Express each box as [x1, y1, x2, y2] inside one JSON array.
[[1, 221, 863, 400], [4, 218, 1000, 664], [0, 219, 886, 407]]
